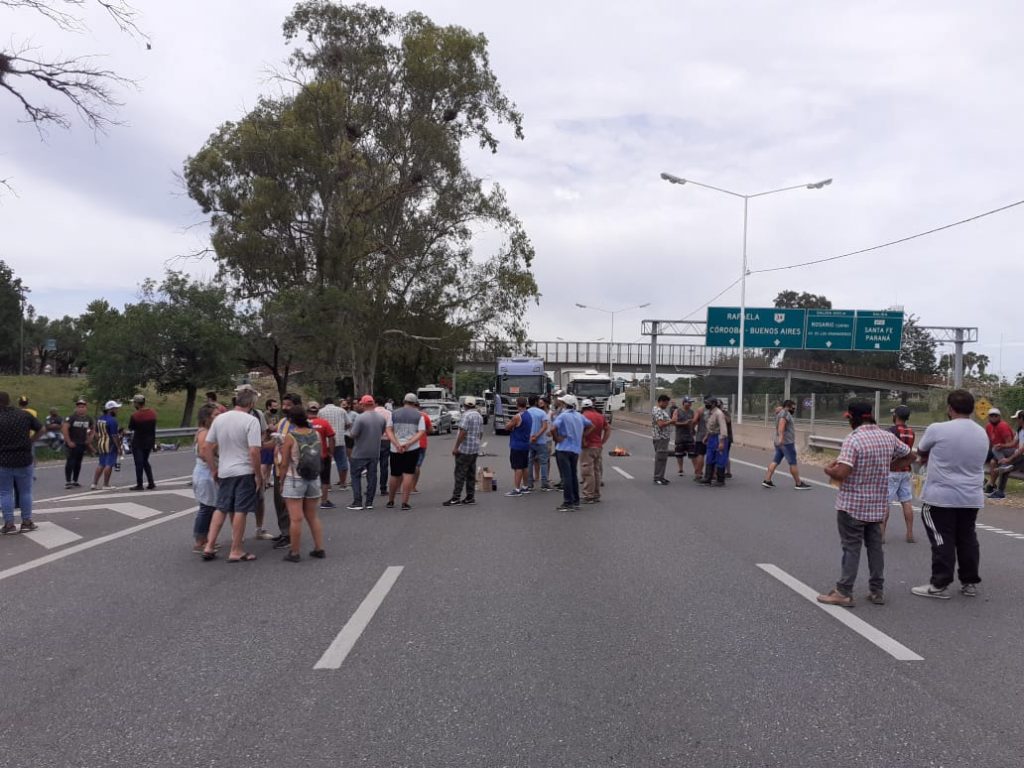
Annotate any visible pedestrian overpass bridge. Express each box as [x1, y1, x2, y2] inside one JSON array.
[[458, 340, 943, 394]]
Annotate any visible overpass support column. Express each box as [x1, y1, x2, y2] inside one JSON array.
[[953, 328, 965, 389], [783, 371, 792, 402]]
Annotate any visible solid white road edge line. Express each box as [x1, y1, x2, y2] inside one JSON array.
[[756, 563, 923, 662], [612, 466, 635, 480], [0, 508, 196, 584], [314, 565, 405, 670]]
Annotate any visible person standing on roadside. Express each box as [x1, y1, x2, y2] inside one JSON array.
[[191, 404, 219, 554], [817, 401, 913, 608], [347, 395, 387, 510], [671, 397, 696, 477], [385, 393, 426, 511], [691, 401, 708, 483], [200, 388, 263, 562], [551, 394, 591, 512], [205, 391, 227, 415], [61, 398, 94, 489], [258, 398, 279, 493], [90, 400, 122, 490], [912, 389, 990, 599], [318, 397, 350, 490], [885, 405, 917, 542], [525, 395, 551, 491], [412, 405, 432, 495], [651, 394, 672, 486], [128, 394, 158, 491], [762, 400, 812, 490], [505, 397, 533, 497], [374, 395, 393, 499], [0, 391, 42, 535], [984, 407, 1016, 495], [445, 396, 483, 506], [580, 399, 610, 503], [277, 405, 327, 563], [270, 392, 302, 549], [700, 397, 730, 487], [991, 409, 1024, 499]]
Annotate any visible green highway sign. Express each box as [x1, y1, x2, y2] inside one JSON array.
[[706, 307, 904, 351], [706, 307, 806, 349], [854, 310, 904, 351], [805, 309, 855, 351]]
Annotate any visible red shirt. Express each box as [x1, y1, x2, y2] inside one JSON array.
[[986, 420, 1014, 447], [582, 410, 607, 449], [309, 417, 336, 455], [419, 413, 432, 450]]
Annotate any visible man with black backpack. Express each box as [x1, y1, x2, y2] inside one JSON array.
[[200, 388, 264, 562]]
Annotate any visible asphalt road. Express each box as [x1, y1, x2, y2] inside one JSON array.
[[3, 428, 1024, 767]]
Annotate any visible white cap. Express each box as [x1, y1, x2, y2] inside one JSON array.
[[558, 394, 578, 408], [463, 396, 477, 407], [404, 392, 419, 404], [581, 398, 594, 408], [104, 400, 122, 410], [988, 408, 1001, 416]]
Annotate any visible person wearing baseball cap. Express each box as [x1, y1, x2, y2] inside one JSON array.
[[985, 407, 1016, 494], [90, 401, 123, 490], [61, 398, 95, 489], [384, 394, 426, 510], [550, 393, 591, 511], [128, 393, 158, 491], [444, 395, 484, 506], [817, 400, 914, 608], [579, 397, 610, 503], [651, 394, 673, 486], [991, 408, 1024, 498], [347, 395, 387, 510]]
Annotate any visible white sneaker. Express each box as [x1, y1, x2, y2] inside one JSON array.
[[90, 484, 99, 490], [911, 583, 951, 599], [254, 528, 274, 541]]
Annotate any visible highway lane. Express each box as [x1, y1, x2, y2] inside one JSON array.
[[1, 427, 1022, 766]]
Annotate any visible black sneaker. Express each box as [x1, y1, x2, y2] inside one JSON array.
[[385, 501, 395, 509], [540, 484, 554, 492], [283, 551, 301, 563], [555, 504, 571, 512], [309, 549, 326, 559], [654, 478, 670, 486], [442, 497, 461, 507], [461, 498, 476, 506], [346, 503, 364, 510], [71, 481, 81, 487], [129, 485, 144, 491], [761, 480, 775, 488], [272, 537, 291, 550], [64, 482, 73, 489], [401, 502, 412, 511], [19, 520, 38, 533], [1, 523, 19, 535], [146, 484, 156, 490], [983, 483, 995, 494], [794, 482, 812, 490], [364, 503, 374, 510]]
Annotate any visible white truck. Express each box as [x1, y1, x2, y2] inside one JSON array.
[[561, 369, 624, 422], [416, 385, 451, 404]]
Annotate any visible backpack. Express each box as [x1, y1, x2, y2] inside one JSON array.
[[293, 430, 322, 480]]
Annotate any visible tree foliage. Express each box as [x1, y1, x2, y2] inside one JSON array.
[[0, 260, 27, 372], [184, 2, 538, 393]]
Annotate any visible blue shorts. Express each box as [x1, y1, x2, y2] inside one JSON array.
[[215, 474, 259, 513], [416, 448, 427, 467], [260, 447, 274, 466], [772, 443, 798, 466], [98, 451, 118, 468], [888, 472, 913, 503]]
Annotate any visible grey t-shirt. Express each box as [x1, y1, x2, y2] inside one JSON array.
[[777, 410, 795, 445], [918, 418, 990, 508], [350, 410, 387, 460]]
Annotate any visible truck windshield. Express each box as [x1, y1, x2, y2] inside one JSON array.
[[569, 381, 611, 397], [499, 375, 544, 396], [418, 390, 444, 400]]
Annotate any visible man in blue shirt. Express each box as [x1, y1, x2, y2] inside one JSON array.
[[551, 394, 593, 512], [90, 400, 123, 490], [525, 394, 551, 491], [504, 397, 533, 496]]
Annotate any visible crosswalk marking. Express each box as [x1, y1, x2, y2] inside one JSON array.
[[32, 502, 164, 520], [22, 521, 82, 549]]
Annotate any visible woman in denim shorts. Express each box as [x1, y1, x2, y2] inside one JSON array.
[[277, 405, 326, 563]]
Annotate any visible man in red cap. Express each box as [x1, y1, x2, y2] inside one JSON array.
[[346, 395, 387, 510]]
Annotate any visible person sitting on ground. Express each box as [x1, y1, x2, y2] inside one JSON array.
[[991, 409, 1024, 499], [984, 408, 1016, 494]]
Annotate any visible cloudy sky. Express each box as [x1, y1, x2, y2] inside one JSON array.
[[3, 1, 1023, 378]]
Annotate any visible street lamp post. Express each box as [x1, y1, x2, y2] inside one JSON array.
[[659, 172, 832, 424], [574, 302, 650, 382]]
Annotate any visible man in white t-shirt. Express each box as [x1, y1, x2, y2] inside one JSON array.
[[200, 388, 263, 562], [317, 397, 349, 489], [912, 389, 990, 599]]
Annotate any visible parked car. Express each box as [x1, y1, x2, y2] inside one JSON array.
[[422, 403, 453, 435], [446, 403, 462, 428]]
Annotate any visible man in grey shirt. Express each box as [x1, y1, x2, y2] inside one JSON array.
[[762, 399, 811, 490], [912, 389, 990, 600], [347, 395, 387, 510]]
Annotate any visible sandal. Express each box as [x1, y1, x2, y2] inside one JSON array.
[[227, 553, 257, 563], [201, 550, 217, 561]]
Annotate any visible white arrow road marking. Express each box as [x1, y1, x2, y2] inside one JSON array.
[[32, 502, 164, 520], [22, 521, 82, 549]]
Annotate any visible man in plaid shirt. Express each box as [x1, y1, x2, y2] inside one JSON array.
[[818, 401, 913, 607]]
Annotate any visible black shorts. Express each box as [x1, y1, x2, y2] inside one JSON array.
[[215, 474, 259, 514], [390, 449, 419, 476], [693, 441, 706, 456], [674, 434, 695, 457], [320, 457, 332, 485], [344, 435, 354, 450], [509, 449, 530, 470]]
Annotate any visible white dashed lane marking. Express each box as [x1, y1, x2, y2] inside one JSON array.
[[612, 466, 634, 480]]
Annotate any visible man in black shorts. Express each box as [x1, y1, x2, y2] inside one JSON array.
[[672, 397, 697, 477], [385, 394, 426, 510]]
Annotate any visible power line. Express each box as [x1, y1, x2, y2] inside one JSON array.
[[750, 197, 1024, 275], [679, 276, 743, 319]]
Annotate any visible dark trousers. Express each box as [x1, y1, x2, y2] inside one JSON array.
[[133, 445, 154, 487], [997, 457, 1024, 491], [556, 451, 580, 506], [452, 453, 477, 500], [65, 445, 87, 483], [272, 465, 289, 535], [836, 509, 884, 596], [378, 443, 390, 493], [350, 457, 377, 506], [921, 505, 981, 588]]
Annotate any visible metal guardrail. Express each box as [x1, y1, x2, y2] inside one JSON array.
[[155, 428, 198, 439], [807, 435, 844, 451]]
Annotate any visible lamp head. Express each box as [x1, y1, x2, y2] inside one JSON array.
[[660, 172, 686, 185], [806, 178, 833, 190]]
